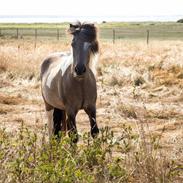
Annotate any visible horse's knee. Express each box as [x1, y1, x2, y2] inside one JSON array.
[[85, 106, 96, 117], [84, 106, 99, 138]]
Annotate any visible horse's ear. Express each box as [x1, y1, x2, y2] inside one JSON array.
[[68, 22, 81, 34]]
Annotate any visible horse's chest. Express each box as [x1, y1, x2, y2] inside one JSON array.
[[64, 80, 96, 109]]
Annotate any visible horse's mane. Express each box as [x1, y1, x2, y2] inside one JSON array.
[[69, 21, 99, 76]]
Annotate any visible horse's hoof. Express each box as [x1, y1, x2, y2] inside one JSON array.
[[91, 127, 99, 138]]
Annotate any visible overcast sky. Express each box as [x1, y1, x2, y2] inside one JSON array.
[[1, 0, 183, 16]]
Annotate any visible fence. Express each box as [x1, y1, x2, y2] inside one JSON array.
[[0, 28, 66, 40], [0, 28, 183, 44]]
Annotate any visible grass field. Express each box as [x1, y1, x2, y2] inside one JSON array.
[[0, 23, 183, 182]]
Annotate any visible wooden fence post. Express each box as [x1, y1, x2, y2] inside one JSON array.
[[147, 30, 150, 45], [34, 29, 37, 49], [113, 29, 115, 44], [16, 28, 19, 39], [57, 29, 59, 40]]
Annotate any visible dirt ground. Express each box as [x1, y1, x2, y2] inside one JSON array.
[[0, 39, 183, 162]]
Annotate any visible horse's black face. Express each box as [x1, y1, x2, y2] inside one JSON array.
[[69, 22, 98, 78], [71, 33, 92, 77]]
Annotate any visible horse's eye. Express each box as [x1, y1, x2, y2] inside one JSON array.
[[88, 43, 92, 49]]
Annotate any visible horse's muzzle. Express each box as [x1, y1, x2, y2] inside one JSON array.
[[74, 64, 86, 76]]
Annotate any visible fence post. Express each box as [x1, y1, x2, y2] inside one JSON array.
[[147, 30, 150, 45], [57, 29, 59, 40], [113, 29, 115, 44], [16, 28, 19, 39], [34, 29, 37, 49], [0, 29, 1, 36]]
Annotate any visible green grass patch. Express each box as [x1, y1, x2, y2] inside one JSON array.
[[0, 123, 182, 183], [0, 23, 68, 29]]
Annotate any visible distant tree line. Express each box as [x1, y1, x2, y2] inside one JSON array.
[[177, 19, 183, 23]]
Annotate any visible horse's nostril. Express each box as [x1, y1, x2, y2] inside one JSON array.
[[75, 66, 79, 73], [75, 65, 86, 75], [82, 66, 86, 73]]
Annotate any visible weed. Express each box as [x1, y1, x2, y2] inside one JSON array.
[[0, 124, 181, 182]]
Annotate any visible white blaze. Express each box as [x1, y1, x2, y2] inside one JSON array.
[[83, 42, 91, 51]]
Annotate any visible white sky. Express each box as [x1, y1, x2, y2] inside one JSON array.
[[0, 0, 183, 16]]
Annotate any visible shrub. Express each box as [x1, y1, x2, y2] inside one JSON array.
[[177, 19, 183, 23], [0, 123, 182, 183]]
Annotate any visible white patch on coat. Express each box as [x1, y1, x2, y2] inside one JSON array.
[[60, 54, 73, 76], [46, 63, 61, 88], [83, 42, 91, 51], [46, 53, 73, 88], [46, 110, 53, 138]]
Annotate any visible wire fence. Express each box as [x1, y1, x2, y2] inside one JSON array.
[[0, 28, 183, 44]]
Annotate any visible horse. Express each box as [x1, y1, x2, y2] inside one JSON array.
[[40, 22, 99, 143]]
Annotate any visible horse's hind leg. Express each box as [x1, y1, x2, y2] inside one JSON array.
[[46, 109, 54, 138], [44, 101, 54, 139], [84, 106, 99, 138]]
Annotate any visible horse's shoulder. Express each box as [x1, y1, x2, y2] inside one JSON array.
[[40, 52, 70, 78]]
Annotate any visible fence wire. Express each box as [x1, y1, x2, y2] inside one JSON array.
[[0, 28, 183, 43]]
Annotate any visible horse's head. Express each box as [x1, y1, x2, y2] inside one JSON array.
[[68, 22, 99, 78]]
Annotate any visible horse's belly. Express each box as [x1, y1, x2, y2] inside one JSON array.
[[42, 87, 65, 110]]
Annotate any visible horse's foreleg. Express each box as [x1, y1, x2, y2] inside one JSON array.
[[53, 108, 61, 136], [66, 111, 78, 143], [84, 106, 99, 138]]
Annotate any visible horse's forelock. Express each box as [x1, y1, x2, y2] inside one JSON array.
[[80, 23, 97, 41], [69, 22, 97, 40], [69, 22, 99, 54]]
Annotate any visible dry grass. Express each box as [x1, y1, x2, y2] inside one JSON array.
[[0, 39, 183, 182], [0, 39, 70, 79], [0, 93, 24, 105]]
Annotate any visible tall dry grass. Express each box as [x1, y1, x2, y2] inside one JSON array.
[[0, 39, 183, 182]]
